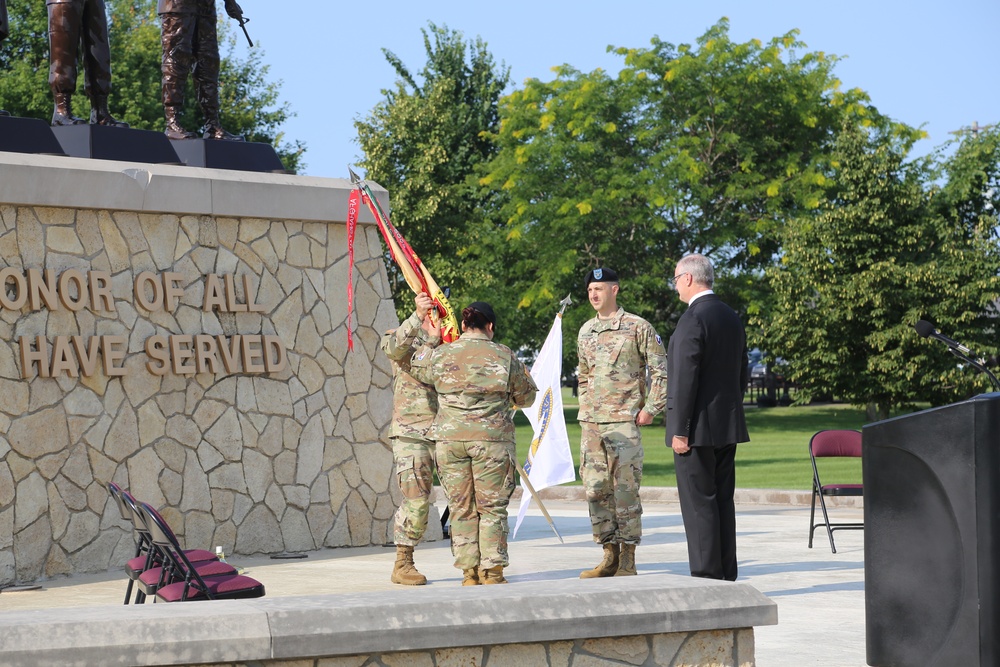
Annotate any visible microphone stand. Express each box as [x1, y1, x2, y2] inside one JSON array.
[[947, 347, 1000, 392]]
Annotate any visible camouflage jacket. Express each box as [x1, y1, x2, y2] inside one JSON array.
[[379, 312, 440, 439], [577, 307, 668, 423], [409, 332, 537, 443]]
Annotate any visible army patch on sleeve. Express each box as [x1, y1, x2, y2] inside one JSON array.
[[655, 334, 662, 347]]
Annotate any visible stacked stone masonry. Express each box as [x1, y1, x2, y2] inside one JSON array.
[[132, 630, 756, 666], [0, 203, 401, 586]]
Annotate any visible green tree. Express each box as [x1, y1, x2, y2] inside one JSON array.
[[763, 124, 1000, 420], [481, 18, 884, 359], [355, 22, 511, 322], [0, 0, 304, 172]]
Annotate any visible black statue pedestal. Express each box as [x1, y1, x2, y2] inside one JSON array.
[[0, 116, 67, 156], [51, 125, 181, 164], [170, 138, 286, 173]]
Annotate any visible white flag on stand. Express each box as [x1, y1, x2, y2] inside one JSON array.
[[512, 311, 576, 538]]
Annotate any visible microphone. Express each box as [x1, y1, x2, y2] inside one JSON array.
[[915, 320, 973, 356]]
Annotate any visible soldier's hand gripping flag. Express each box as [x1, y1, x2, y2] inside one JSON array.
[[512, 295, 576, 540], [345, 168, 459, 350]]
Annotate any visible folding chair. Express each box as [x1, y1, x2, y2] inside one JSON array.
[[137, 502, 265, 602], [808, 429, 864, 553], [111, 485, 218, 603], [108, 482, 149, 605]]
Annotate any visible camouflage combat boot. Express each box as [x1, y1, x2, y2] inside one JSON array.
[[481, 567, 508, 584], [390, 545, 427, 586], [615, 544, 637, 576], [462, 568, 480, 586], [580, 543, 620, 578]]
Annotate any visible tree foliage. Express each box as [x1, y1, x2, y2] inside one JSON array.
[[763, 124, 1000, 419], [480, 19, 884, 360], [0, 0, 304, 172], [355, 22, 511, 323]]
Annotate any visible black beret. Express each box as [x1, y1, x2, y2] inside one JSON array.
[[585, 267, 619, 287], [467, 301, 497, 326]]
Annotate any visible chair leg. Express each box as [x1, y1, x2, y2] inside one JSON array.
[[817, 492, 837, 554], [808, 486, 818, 548], [123, 579, 135, 605]]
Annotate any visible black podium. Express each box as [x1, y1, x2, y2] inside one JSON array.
[[862, 394, 1000, 666]]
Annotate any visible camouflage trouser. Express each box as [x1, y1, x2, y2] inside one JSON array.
[[392, 435, 437, 547], [580, 420, 643, 544], [436, 439, 516, 570]]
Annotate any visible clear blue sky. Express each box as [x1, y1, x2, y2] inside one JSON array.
[[234, 0, 999, 179]]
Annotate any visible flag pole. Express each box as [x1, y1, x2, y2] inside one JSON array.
[[558, 293, 572, 316], [516, 461, 564, 543]]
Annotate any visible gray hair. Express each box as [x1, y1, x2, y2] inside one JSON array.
[[677, 254, 714, 288]]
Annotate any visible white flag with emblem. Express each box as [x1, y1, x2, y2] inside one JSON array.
[[513, 311, 575, 538]]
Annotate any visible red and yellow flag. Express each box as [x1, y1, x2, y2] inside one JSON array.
[[346, 173, 460, 350]]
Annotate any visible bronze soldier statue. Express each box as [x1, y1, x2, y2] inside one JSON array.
[[0, 0, 8, 116], [158, 0, 244, 140], [47, 0, 128, 126]]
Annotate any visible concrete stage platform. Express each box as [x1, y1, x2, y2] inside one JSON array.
[[0, 491, 866, 666]]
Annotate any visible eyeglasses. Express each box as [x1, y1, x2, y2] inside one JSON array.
[[669, 272, 690, 289]]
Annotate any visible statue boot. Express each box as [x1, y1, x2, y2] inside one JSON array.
[[51, 93, 86, 126], [461, 568, 480, 586], [164, 105, 197, 140], [390, 545, 427, 586], [0, 109, 10, 117], [580, 543, 620, 578], [90, 96, 128, 128], [201, 110, 244, 141], [615, 544, 637, 576], [481, 567, 508, 584]]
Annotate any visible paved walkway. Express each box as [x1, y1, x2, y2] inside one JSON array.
[[0, 492, 867, 667]]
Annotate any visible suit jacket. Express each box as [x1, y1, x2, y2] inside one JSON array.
[[665, 293, 749, 448]]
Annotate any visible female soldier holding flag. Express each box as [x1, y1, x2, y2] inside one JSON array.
[[410, 302, 537, 585]]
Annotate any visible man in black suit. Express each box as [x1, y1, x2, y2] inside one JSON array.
[[665, 254, 749, 581]]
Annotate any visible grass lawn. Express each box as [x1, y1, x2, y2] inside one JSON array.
[[515, 389, 879, 490]]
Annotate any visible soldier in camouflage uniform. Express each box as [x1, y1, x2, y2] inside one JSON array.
[[380, 293, 441, 586], [577, 267, 668, 578], [410, 301, 537, 585]]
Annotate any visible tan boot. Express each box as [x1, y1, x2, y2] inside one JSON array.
[[390, 545, 427, 585], [462, 568, 480, 586], [615, 544, 637, 576], [580, 543, 620, 579], [481, 567, 508, 584]]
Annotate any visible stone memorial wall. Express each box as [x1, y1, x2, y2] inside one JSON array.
[[0, 153, 401, 586]]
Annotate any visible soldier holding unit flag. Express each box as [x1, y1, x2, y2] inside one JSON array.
[[410, 301, 537, 585], [380, 293, 441, 586], [577, 268, 668, 578]]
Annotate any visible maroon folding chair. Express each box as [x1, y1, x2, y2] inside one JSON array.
[[808, 429, 864, 553], [137, 502, 265, 602], [112, 485, 218, 603]]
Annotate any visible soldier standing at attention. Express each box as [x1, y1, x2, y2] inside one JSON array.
[[158, 0, 244, 140], [410, 301, 537, 586], [380, 293, 441, 586], [577, 268, 668, 578]]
